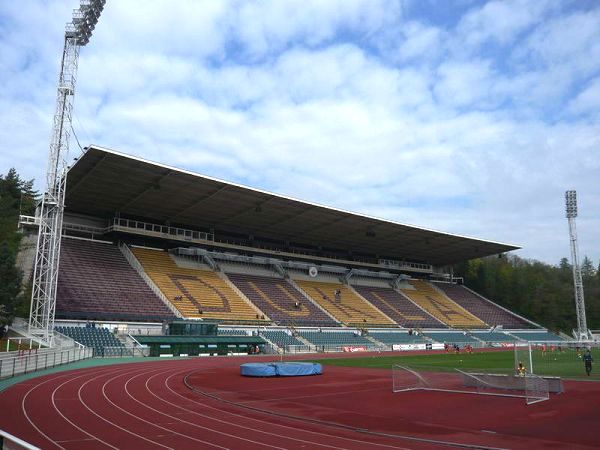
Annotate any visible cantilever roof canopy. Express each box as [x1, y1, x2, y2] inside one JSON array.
[[65, 145, 519, 266]]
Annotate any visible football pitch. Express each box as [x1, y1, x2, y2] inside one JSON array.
[[305, 348, 600, 380]]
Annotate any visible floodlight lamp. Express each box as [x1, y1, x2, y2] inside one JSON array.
[[565, 190, 578, 218]]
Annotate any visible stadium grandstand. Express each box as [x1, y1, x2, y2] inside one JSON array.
[[16, 144, 561, 356]]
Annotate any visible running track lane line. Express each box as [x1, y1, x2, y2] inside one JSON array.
[[14, 358, 486, 450], [22, 372, 74, 450], [120, 367, 288, 450], [144, 368, 369, 450], [91, 366, 221, 449], [16, 358, 495, 450], [183, 369, 507, 450], [164, 368, 427, 450], [21, 369, 119, 450], [76, 367, 174, 449], [52, 369, 121, 449]]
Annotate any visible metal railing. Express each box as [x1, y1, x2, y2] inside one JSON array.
[[0, 347, 93, 380], [2, 338, 38, 352], [0, 429, 40, 450], [113, 217, 214, 242], [97, 346, 150, 358], [378, 258, 432, 272]]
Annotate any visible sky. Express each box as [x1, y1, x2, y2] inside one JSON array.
[[1, 0, 599, 265]]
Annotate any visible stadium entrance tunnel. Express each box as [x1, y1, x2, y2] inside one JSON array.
[[241, 362, 323, 377]]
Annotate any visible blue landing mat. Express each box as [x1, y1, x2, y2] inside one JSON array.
[[240, 362, 323, 377]]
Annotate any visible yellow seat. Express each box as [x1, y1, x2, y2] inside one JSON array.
[[131, 248, 266, 321], [399, 280, 486, 328], [293, 279, 392, 326]]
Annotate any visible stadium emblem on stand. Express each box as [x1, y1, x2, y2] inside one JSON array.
[[308, 266, 318, 277]]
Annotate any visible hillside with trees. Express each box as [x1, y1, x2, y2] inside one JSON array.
[[454, 254, 600, 334], [0, 168, 37, 325]]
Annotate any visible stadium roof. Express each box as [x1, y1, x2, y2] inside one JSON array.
[[65, 145, 519, 266]]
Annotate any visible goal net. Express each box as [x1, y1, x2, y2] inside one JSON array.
[[525, 372, 550, 405], [518, 341, 599, 380], [392, 364, 549, 405]]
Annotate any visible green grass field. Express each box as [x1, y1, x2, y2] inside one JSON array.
[[305, 348, 599, 380]]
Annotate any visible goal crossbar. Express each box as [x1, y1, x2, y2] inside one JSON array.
[[392, 364, 549, 405]]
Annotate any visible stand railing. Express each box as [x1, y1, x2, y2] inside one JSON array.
[[0, 346, 93, 380], [0, 429, 40, 450]]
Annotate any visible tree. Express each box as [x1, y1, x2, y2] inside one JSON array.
[[0, 168, 38, 254], [0, 168, 38, 321], [0, 304, 9, 329], [0, 242, 23, 325], [453, 253, 600, 332], [581, 256, 595, 279]]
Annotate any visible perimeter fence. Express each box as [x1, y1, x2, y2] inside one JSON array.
[[0, 346, 93, 380]]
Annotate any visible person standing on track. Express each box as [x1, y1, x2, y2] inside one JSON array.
[[583, 350, 593, 376]]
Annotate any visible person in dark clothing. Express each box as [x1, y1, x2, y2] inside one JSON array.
[[583, 350, 593, 376]]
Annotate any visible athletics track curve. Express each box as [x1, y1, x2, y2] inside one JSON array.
[[1, 355, 598, 449]]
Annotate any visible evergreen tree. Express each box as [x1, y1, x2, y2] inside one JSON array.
[[0, 168, 38, 254], [454, 254, 599, 333], [581, 256, 595, 279], [0, 242, 22, 325], [0, 168, 38, 321], [0, 304, 9, 329]]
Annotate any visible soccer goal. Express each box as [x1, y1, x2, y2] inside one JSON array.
[[516, 340, 599, 380], [392, 364, 549, 405]]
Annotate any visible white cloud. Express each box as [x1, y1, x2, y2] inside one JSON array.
[[434, 60, 495, 108], [568, 77, 600, 116], [1, 0, 599, 265], [397, 21, 444, 62], [515, 9, 600, 85], [457, 0, 553, 48]]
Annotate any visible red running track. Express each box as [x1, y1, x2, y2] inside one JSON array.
[[1, 355, 599, 449]]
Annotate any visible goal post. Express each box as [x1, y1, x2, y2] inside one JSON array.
[[514, 342, 533, 376], [525, 373, 550, 405], [515, 340, 598, 380], [391, 364, 430, 392], [392, 364, 550, 405]]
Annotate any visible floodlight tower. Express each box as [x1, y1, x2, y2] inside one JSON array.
[[29, 0, 106, 345], [565, 190, 589, 340]]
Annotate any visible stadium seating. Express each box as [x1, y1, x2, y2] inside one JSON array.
[[432, 282, 535, 328], [423, 331, 479, 344], [368, 331, 427, 345], [299, 330, 372, 347], [218, 329, 249, 336], [55, 326, 124, 356], [353, 285, 444, 328], [260, 329, 306, 348], [471, 331, 518, 342], [510, 331, 564, 342], [131, 247, 267, 322], [226, 273, 338, 327], [293, 279, 394, 326], [399, 280, 486, 328], [56, 239, 175, 322]]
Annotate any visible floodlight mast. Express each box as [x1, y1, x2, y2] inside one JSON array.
[[29, 0, 106, 345], [565, 190, 588, 340]]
